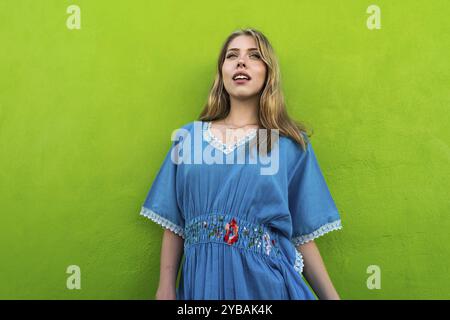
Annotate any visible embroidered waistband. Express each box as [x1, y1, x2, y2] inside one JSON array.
[[184, 213, 282, 259]]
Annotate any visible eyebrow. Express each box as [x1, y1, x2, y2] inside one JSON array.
[[226, 48, 259, 52]]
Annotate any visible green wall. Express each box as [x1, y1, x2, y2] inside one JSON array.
[[0, 0, 448, 299]]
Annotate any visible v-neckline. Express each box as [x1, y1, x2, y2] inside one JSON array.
[[203, 121, 258, 155]]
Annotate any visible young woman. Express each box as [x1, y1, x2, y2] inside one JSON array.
[[140, 28, 343, 300]]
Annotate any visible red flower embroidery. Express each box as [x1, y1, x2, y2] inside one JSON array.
[[224, 218, 239, 245]]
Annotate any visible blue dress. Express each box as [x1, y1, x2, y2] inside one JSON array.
[[140, 120, 342, 300]]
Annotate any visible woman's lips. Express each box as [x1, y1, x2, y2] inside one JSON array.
[[233, 78, 250, 84]]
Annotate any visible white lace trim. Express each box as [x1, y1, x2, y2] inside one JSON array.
[[291, 219, 342, 246], [140, 206, 185, 239], [203, 121, 257, 154], [294, 249, 304, 274]]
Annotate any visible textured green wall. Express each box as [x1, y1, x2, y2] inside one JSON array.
[[0, 0, 449, 299]]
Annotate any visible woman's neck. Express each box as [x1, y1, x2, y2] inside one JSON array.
[[226, 95, 260, 126]]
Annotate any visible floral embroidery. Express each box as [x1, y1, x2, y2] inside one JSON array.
[[223, 218, 239, 245], [263, 232, 272, 255], [184, 213, 282, 258]]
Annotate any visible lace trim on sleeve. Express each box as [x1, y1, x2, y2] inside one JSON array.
[[140, 206, 185, 239], [291, 219, 342, 246], [294, 249, 304, 274]]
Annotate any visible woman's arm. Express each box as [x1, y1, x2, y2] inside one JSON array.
[[297, 240, 340, 300], [155, 229, 184, 300]]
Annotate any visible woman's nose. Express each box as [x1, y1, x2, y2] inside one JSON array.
[[237, 58, 246, 67]]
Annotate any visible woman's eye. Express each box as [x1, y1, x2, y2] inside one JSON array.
[[226, 53, 261, 59]]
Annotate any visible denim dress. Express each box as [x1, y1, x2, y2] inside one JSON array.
[[140, 120, 342, 300]]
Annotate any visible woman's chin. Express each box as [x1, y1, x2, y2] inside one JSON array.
[[228, 90, 260, 100]]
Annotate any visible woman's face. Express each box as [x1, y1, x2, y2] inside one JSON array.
[[222, 35, 267, 99]]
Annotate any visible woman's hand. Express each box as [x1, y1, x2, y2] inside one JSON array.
[[297, 240, 341, 300], [155, 286, 177, 300]]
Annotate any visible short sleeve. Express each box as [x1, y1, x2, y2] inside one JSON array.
[[288, 139, 342, 246], [139, 139, 185, 239]]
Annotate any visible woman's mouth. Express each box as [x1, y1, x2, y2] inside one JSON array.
[[232, 74, 251, 85], [234, 78, 250, 84]]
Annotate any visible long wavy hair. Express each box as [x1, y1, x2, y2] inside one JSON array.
[[198, 28, 313, 154]]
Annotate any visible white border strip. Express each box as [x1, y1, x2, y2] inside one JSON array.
[[291, 219, 342, 246], [140, 206, 185, 239]]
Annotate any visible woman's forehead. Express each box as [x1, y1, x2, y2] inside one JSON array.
[[227, 35, 257, 49]]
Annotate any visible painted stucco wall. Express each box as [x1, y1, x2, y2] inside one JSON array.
[[0, 0, 448, 299]]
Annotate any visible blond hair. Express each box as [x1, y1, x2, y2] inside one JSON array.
[[198, 28, 312, 154]]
